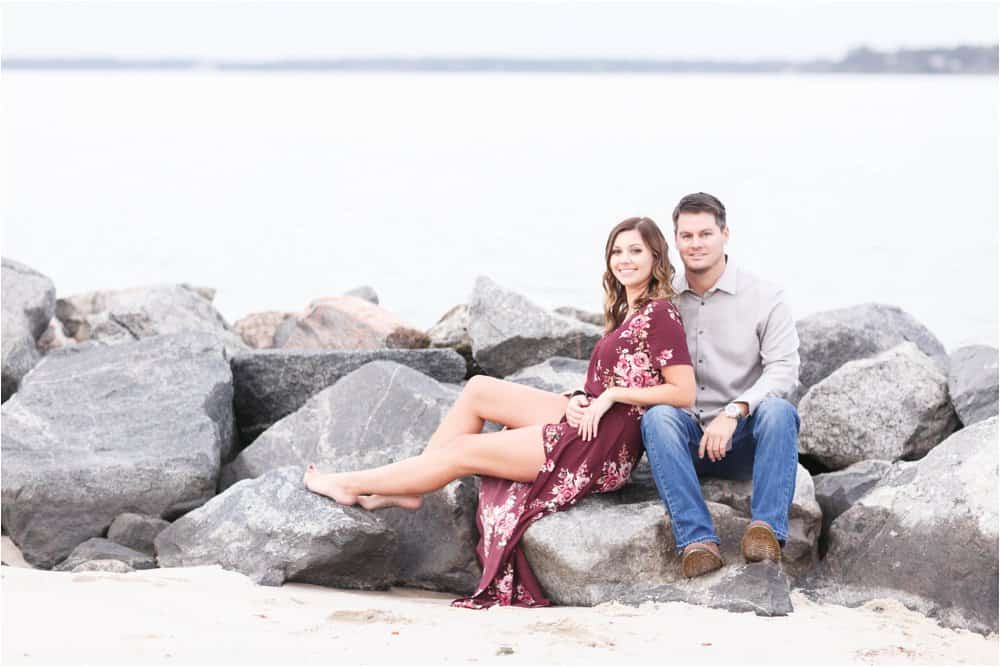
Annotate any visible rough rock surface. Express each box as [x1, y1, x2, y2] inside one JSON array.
[[813, 417, 998, 635], [798, 342, 958, 470], [554, 306, 604, 328], [232, 311, 295, 349], [468, 276, 601, 377], [813, 460, 892, 538], [54, 537, 156, 572], [54, 284, 247, 355], [107, 513, 172, 555], [522, 496, 793, 615], [1, 332, 236, 568], [427, 304, 483, 378], [793, 303, 947, 404], [1, 258, 56, 402], [70, 559, 135, 574], [622, 459, 821, 576], [36, 317, 75, 354], [275, 296, 429, 350], [155, 467, 399, 589], [223, 361, 481, 593], [504, 357, 589, 394], [343, 285, 379, 304], [231, 348, 466, 445], [947, 345, 999, 426]]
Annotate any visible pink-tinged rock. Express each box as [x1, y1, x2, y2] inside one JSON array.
[[36, 317, 76, 354], [275, 296, 429, 351], [232, 311, 295, 349]]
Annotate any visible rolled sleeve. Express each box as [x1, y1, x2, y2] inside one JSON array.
[[734, 297, 800, 415]]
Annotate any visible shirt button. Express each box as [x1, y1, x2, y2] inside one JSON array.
[[698, 359, 703, 364], [700, 301, 705, 306], [700, 386, 705, 390], [699, 330, 704, 334]]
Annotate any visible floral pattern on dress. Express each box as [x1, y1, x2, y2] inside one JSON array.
[[595, 442, 636, 493], [480, 485, 526, 557], [592, 300, 686, 417]]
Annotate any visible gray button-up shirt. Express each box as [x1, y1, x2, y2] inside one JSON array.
[[673, 262, 800, 425]]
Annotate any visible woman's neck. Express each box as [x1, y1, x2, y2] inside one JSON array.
[[625, 284, 647, 312]]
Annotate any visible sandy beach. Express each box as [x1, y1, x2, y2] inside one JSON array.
[[2, 538, 996, 666]]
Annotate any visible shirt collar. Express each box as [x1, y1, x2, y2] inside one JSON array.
[[676, 256, 739, 296]]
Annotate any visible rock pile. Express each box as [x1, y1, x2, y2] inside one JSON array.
[[1, 259, 995, 634]]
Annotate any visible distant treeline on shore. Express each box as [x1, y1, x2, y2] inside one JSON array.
[[4, 45, 997, 75]]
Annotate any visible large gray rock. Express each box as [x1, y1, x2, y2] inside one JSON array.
[[504, 357, 588, 394], [54, 537, 156, 572], [554, 306, 604, 328], [622, 459, 821, 577], [948, 345, 999, 426], [107, 513, 172, 555], [813, 417, 998, 635], [522, 496, 793, 615], [55, 284, 247, 356], [223, 361, 481, 594], [798, 342, 959, 470], [231, 348, 466, 445], [793, 303, 947, 404], [427, 304, 483, 378], [155, 467, 398, 589], [1, 332, 236, 568], [343, 285, 379, 305], [1, 258, 56, 402], [468, 276, 601, 377], [813, 460, 892, 539]]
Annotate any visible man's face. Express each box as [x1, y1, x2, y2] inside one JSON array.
[[675, 211, 728, 274]]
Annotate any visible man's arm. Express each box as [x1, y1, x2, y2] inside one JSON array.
[[733, 293, 800, 415]]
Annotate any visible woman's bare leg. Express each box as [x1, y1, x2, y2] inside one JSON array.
[[353, 377, 568, 510], [303, 425, 546, 505], [423, 375, 569, 452]]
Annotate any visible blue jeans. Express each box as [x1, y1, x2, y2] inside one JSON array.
[[640, 397, 800, 552]]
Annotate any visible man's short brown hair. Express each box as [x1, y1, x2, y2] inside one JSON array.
[[672, 192, 727, 231]]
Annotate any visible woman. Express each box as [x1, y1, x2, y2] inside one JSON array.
[[304, 216, 695, 608]]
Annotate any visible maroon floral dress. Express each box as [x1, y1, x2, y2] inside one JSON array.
[[452, 298, 691, 609]]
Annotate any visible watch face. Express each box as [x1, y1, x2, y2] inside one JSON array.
[[725, 404, 739, 417]]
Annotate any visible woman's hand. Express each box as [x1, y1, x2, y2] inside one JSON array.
[[565, 394, 590, 428], [578, 391, 616, 442]]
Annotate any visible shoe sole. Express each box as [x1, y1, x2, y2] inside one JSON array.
[[741, 525, 781, 562], [682, 547, 723, 578]]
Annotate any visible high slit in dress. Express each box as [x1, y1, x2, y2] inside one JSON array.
[[452, 298, 691, 608]]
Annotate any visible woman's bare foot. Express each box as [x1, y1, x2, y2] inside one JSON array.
[[357, 494, 424, 511], [302, 464, 359, 506]]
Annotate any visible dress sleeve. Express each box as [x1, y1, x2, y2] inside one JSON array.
[[646, 301, 692, 368]]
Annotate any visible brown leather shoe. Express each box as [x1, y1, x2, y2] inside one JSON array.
[[681, 541, 723, 578], [741, 520, 781, 563]]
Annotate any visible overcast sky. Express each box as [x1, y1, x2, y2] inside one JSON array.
[[2, 1, 997, 61]]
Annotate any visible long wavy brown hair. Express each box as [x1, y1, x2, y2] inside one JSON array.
[[602, 217, 676, 333]]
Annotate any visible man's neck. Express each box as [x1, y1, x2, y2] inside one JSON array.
[[685, 257, 728, 296]]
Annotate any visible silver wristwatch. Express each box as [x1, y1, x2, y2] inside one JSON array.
[[723, 403, 743, 420]]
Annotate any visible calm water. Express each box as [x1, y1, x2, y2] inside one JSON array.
[[4, 72, 997, 350]]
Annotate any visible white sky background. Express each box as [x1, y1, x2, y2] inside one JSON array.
[[2, 1, 997, 61]]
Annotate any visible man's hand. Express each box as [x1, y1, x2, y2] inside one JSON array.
[[699, 413, 738, 462], [565, 395, 590, 428]]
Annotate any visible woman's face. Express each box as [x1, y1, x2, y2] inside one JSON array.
[[609, 229, 654, 290]]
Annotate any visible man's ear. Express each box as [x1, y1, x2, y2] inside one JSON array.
[[722, 226, 731, 243]]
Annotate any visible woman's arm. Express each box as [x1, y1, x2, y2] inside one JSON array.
[[606, 364, 696, 409], [577, 365, 696, 441]]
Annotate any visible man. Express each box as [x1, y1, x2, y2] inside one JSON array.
[[641, 192, 801, 578]]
